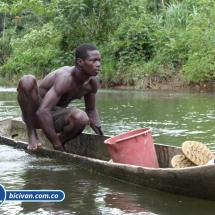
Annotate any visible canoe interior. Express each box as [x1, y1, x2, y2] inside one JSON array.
[[0, 117, 182, 168]]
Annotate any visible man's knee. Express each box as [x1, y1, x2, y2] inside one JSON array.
[[18, 75, 37, 91], [69, 111, 89, 127]]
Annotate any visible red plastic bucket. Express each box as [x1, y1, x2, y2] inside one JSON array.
[[104, 128, 159, 168]]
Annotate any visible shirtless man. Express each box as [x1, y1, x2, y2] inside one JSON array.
[[17, 43, 103, 152]]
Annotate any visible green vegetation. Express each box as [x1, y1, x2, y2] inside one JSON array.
[[0, 0, 215, 87]]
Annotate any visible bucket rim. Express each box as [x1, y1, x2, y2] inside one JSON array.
[[104, 127, 152, 144]]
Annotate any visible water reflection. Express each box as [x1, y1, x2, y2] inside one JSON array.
[[100, 191, 151, 214], [0, 89, 20, 119]]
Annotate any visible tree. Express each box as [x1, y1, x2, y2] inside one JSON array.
[[0, 2, 10, 42], [54, 0, 141, 48]]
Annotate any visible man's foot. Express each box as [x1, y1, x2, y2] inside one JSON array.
[[53, 144, 65, 152], [27, 135, 42, 151]]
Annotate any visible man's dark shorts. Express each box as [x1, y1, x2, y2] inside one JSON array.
[[51, 106, 81, 133], [34, 96, 87, 133]]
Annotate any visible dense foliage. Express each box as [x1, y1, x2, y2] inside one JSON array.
[[0, 0, 215, 87]]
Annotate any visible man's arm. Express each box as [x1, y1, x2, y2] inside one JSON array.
[[36, 76, 69, 151], [84, 91, 103, 135]]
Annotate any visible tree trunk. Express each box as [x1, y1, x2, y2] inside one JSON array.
[[0, 12, 6, 43]]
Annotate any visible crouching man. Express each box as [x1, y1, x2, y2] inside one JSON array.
[[17, 43, 104, 152]]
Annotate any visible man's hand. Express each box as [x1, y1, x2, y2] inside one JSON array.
[[91, 124, 104, 135]]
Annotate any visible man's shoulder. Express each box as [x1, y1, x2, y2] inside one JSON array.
[[53, 66, 75, 81], [89, 76, 99, 84], [56, 66, 74, 74], [88, 76, 99, 92]]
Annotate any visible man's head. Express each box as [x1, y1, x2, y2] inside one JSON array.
[[75, 43, 98, 65]]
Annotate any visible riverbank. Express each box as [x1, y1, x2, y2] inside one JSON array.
[[6, 76, 215, 91], [111, 77, 215, 90]]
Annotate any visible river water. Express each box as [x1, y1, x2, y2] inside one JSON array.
[[0, 87, 215, 214]]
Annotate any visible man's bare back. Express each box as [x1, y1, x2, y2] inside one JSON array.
[[17, 43, 103, 152]]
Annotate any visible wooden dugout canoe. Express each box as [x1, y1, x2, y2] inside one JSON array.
[[0, 117, 215, 201]]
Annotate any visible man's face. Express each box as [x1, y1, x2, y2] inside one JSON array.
[[82, 50, 101, 76]]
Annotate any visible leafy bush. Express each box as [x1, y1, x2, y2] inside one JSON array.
[[2, 0, 215, 86], [102, 16, 157, 85], [178, 0, 215, 83], [0, 23, 62, 82], [0, 38, 12, 66]]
